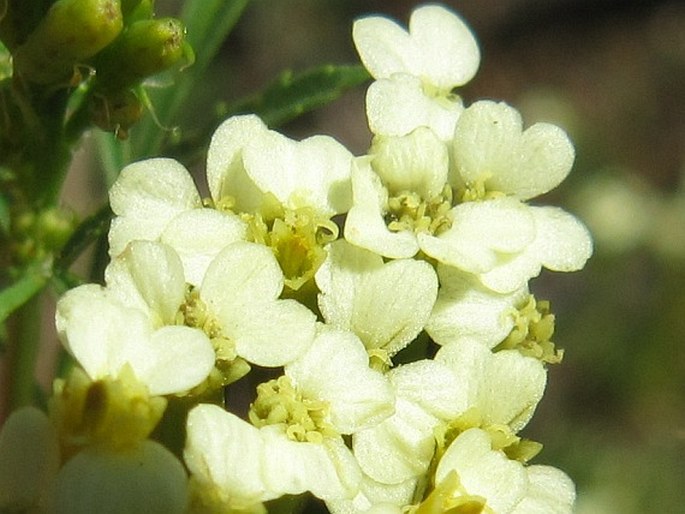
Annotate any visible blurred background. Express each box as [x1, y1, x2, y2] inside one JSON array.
[[61, 0, 684, 512]]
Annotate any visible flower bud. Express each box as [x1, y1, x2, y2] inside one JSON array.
[[121, 0, 155, 23], [94, 17, 188, 92], [13, 0, 124, 84]]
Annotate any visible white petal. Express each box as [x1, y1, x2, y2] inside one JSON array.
[[108, 158, 201, 256], [0, 407, 59, 511], [206, 114, 270, 210], [370, 128, 449, 199], [55, 285, 153, 380], [139, 326, 215, 396], [317, 240, 437, 356], [452, 101, 574, 200], [184, 405, 273, 503], [344, 160, 419, 259], [531, 206, 593, 272], [435, 428, 527, 513], [366, 76, 463, 139], [227, 300, 316, 367], [326, 475, 416, 514], [105, 241, 186, 325], [56, 441, 188, 514], [426, 265, 527, 347], [389, 360, 465, 420], [261, 428, 361, 500], [201, 242, 284, 307], [353, 398, 439, 485], [419, 198, 535, 272], [160, 208, 247, 286], [286, 328, 394, 433], [436, 339, 546, 432], [512, 465, 576, 514], [477, 206, 593, 293], [351, 259, 437, 355], [243, 131, 353, 216], [409, 5, 480, 89], [316, 239, 384, 332], [352, 15, 419, 79]]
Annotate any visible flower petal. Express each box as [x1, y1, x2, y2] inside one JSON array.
[[344, 160, 419, 259], [435, 428, 527, 513], [0, 407, 59, 512], [452, 101, 574, 200], [56, 441, 188, 514], [109, 158, 201, 256], [261, 428, 361, 500], [105, 241, 186, 326], [426, 265, 528, 347], [366, 75, 464, 139], [140, 326, 215, 396], [512, 465, 576, 514], [409, 5, 480, 89], [160, 208, 247, 286], [286, 328, 394, 433], [185, 405, 273, 504], [206, 114, 270, 210]]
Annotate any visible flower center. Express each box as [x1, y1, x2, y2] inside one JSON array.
[[246, 205, 338, 291], [385, 184, 453, 236], [248, 376, 337, 443], [495, 295, 562, 364], [50, 366, 166, 457], [175, 286, 250, 390], [412, 471, 488, 514]]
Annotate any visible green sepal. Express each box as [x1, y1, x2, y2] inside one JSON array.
[[13, 0, 124, 84], [94, 17, 188, 93]]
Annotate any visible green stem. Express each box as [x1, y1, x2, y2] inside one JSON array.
[[6, 293, 42, 411]]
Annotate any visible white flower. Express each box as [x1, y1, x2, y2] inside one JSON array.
[[426, 429, 575, 513], [443, 100, 593, 292], [353, 4, 479, 138], [315, 239, 438, 360], [107, 239, 317, 369], [56, 285, 214, 397], [344, 127, 537, 278], [185, 328, 394, 505], [353, 338, 546, 486], [0, 407, 59, 513], [207, 114, 353, 290]]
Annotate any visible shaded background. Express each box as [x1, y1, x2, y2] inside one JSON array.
[[64, 0, 685, 512]]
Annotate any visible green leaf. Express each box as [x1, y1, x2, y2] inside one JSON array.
[[132, 0, 251, 158], [0, 267, 48, 324], [226, 64, 370, 127]]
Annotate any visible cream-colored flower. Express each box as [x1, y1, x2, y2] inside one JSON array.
[[353, 338, 546, 486], [315, 239, 438, 364], [185, 328, 394, 507], [353, 4, 479, 138]]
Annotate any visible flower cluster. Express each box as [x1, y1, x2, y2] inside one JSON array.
[[0, 4, 591, 514]]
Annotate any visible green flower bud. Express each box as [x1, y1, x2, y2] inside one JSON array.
[[13, 0, 123, 84], [94, 17, 188, 92]]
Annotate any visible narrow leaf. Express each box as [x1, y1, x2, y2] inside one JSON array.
[[0, 268, 48, 324]]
